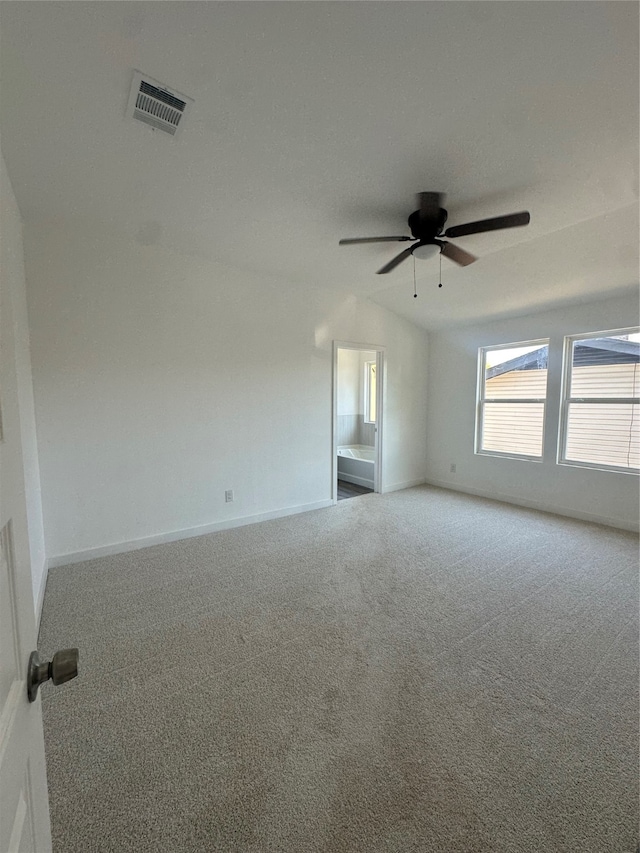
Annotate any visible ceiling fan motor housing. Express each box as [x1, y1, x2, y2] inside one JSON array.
[[408, 207, 448, 241]]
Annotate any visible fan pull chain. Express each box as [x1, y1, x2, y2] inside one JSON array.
[[438, 250, 443, 288], [413, 255, 417, 298]]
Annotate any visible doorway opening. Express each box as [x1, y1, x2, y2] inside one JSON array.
[[332, 342, 384, 502]]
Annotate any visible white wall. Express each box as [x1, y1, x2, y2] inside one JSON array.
[[24, 222, 429, 562], [425, 292, 640, 531], [0, 150, 47, 614], [336, 348, 361, 416], [336, 348, 375, 417]]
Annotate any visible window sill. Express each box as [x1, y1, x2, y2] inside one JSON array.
[[557, 459, 639, 476], [475, 450, 543, 463]]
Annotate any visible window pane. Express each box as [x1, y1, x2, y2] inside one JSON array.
[[570, 335, 640, 398], [565, 403, 640, 469], [485, 344, 548, 400], [481, 402, 544, 457]]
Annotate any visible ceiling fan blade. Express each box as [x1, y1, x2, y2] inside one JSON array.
[[417, 191, 444, 223], [441, 241, 477, 266], [339, 236, 412, 245], [376, 245, 415, 274], [444, 211, 530, 239]]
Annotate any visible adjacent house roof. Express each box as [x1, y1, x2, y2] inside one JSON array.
[[487, 338, 640, 380]]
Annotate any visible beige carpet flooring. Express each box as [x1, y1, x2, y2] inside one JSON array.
[[38, 486, 639, 852]]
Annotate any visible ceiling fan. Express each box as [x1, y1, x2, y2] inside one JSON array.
[[339, 192, 530, 274]]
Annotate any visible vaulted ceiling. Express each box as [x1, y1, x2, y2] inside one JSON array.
[[1, 1, 638, 329]]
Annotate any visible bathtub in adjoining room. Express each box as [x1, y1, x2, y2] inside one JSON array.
[[337, 444, 375, 489]]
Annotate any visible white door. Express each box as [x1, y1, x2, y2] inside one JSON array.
[[0, 246, 52, 848], [0, 523, 52, 852]]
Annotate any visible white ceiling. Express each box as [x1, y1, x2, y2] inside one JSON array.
[[1, 1, 638, 330]]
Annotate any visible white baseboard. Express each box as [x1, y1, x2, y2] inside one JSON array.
[[47, 499, 334, 568], [338, 473, 374, 489], [424, 477, 640, 533], [381, 477, 426, 494]]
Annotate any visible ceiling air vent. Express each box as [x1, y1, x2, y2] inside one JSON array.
[[126, 71, 193, 138]]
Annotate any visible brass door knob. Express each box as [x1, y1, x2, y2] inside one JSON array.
[[27, 648, 79, 702]]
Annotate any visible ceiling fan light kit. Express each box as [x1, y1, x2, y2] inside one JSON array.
[[411, 243, 441, 261], [339, 192, 531, 274]]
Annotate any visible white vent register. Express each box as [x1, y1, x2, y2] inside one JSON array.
[[126, 71, 193, 137]]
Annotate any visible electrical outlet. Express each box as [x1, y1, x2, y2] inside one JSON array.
[[450, 463, 456, 474], [225, 490, 234, 503]]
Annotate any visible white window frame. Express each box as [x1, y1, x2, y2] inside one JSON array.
[[558, 327, 640, 475], [475, 338, 549, 462], [363, 360, 376, 424]]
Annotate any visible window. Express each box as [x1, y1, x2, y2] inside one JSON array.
[[364, 360, 376, 424], [560, 329, 640, 473], [476, 340, 549, 459]]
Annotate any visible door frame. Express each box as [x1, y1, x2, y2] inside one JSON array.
[[332, 341, 385, 503]]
